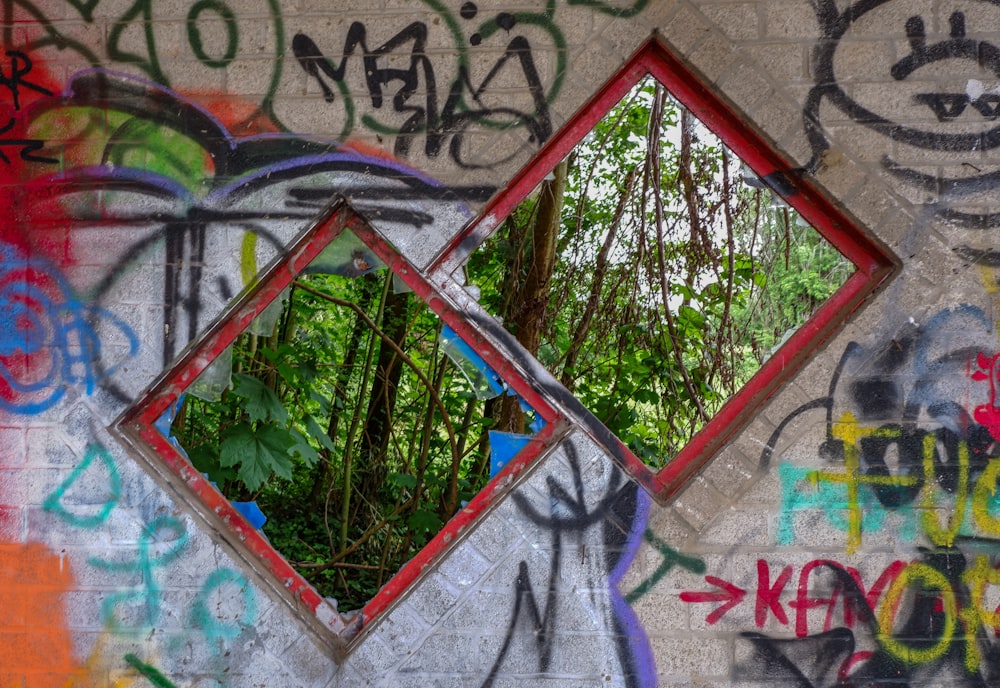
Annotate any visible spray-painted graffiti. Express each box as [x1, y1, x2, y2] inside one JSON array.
[[480, 438, 654, 688], [682, 559, 907, 635], [0, 49, 51, 163], [696, 305, 1000, 685], [123, 654, 178, 688], [733, 550, 1000, 686], [0, 35, 502, 683], [0, 49, 51, 111], [625, 530, 705, 604], [805, 0, 1000, 230], [0, 541, 81, 686], [284, 0, 647, 167], [0, 240, 137, 414], [88, 515, 191, 632], [768, 307, 1000, 549], [42, 442, 121, 527], [6, 65, 487, 379], [4, 0, 286, 126], [292, 20, 553, 167], [2, 1, 652, 171], [41, 439, 258, 680]]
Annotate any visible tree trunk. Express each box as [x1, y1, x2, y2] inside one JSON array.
[[354, 287, 411, 510], [496, 159, 568, 433], [308, 274, 378, 507]]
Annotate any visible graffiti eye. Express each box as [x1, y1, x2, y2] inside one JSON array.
[[971, 94, 1000, 120], [914, 93, 969, 121]]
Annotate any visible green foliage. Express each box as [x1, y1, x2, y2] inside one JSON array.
[[232, 374, 288, 425], [220, 423, 296, 492], [176, 267, 493, 610], [469, 75, 851, 467]]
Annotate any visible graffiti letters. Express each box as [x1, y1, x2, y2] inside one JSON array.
[[190, 568, 257, 645], [293, 22, 552, 167], [0, 50, 51, 111], [738, 551, 1000, 686], [0, 49, 52, 163], [743, 306, 1000, 683], [681, 559, 906, 637], [43, 442, 121, 528], [482, 442, 654, 687], [88, 515, 190, 631], [42, 443, 257, 653], [5, 0, 285, 122], [624, 530, 705, 604]]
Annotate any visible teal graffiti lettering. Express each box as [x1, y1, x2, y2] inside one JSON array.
[[625, 529, 705, 603], [190, 568, 256, 644], [777, 462, 900, 544], [88, 515, 188, 630], [43, 443, 121, 528]]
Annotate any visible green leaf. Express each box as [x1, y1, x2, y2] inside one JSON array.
[[230, 374, 288, 425], [388, 472, 418, 490], [298, 359, 319, 383], [187, 444, 237, 485], [309, 390, 332, 415], [258, 347, 281, 363], [677, 305, 706, 329], [288, 428, 319, 467], [406, 509, 443, 534], [634, 388, 658, 404], [305, 416, 337, 453], [220, 423, 295, 492], [672, 283, 696, 300], [277, 362, 298, 382]]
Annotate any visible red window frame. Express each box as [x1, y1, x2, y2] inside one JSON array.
[[435, 37, 897, 501]]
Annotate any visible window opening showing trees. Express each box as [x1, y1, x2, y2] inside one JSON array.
[[124, 47, 893, 645], [163, 228, 538, 614], [464, 75, 854, 469]]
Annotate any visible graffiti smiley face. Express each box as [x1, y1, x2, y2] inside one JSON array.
[[806, 0, 1000, 227]]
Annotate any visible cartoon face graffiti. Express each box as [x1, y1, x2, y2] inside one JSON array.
[[805, 0, 1000, 227]]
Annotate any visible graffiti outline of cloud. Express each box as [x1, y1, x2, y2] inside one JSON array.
[[14, 68, 487, 382]]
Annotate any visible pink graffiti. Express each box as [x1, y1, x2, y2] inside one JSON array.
[[972, 351, 1000, 441], [680, 558, 906, 637]]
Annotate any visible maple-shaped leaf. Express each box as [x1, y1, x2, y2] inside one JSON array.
[[220, 422, 295, 492], [231, 373, 288, 425]]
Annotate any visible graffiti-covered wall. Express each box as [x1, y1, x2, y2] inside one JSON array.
[[2, 0, 995, 686]]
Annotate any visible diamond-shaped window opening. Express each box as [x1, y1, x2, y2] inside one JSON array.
[[435, 38, 896, 503], [116, 201, 564, 654]]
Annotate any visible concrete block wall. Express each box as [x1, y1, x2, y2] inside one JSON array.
[[0, 0, 993, 685]]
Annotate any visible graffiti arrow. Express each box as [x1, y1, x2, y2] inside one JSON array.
[[680, 576, 747, 624]]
